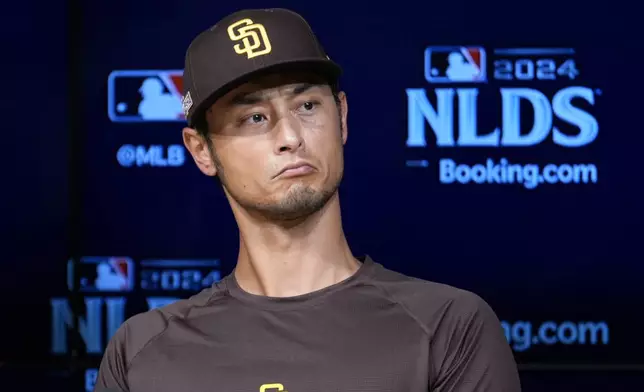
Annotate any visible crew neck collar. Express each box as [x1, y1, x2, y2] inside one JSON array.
[[223, 255, 376, 311]]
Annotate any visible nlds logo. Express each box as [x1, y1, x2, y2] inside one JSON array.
[[108, 70, 185, 122], [51, 257, 223, 357], [406, 46, 599, 148]]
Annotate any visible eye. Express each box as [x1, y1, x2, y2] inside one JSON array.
[[242, 113, 266, 125], [299, 101, 319, 112]]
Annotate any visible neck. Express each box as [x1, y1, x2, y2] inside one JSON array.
[[231, 192, 360, 297]]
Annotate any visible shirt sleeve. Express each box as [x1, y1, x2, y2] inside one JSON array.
[[429, 292, 521, 392], [94, 322, 130, 392]]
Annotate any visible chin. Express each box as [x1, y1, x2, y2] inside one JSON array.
[[280, 181, 317, 197], [231, 177, 338, 221]]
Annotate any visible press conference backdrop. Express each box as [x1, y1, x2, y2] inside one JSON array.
[[8, 0, 643, 390]]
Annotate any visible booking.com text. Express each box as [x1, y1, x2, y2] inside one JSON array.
[[501, 320, 609, 352], [439, 158, 597, 189]]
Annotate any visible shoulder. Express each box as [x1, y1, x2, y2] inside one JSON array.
[[106, 283, 226, 365], [365, 258, 500, 335], [95, 282, 229, 390], [365, 260, 520, 390]]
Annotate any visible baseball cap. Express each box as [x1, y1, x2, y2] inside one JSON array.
[[181, 8, 343, 128]]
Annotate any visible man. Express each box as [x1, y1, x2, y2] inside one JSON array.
[[95, 8, 521, 392]]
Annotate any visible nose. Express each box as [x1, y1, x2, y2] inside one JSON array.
[[273, 116, 304, 154]]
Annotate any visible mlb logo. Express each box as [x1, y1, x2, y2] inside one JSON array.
[[67, 256, 134, 292], [107, 70, 185, 122], [424, 46, 487, 83]]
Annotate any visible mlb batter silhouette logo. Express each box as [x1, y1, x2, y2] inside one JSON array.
[[94, 261, 128, 291], [108, 70, 185, 122], [137, 77, 183, 120], [424, 46, 487, 83], [67, 256, 134, 292]]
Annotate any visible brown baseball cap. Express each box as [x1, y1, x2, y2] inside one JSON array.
[[181, 8, 343, 128]]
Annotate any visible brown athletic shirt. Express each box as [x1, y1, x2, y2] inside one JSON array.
[[94, 255, 521, 392]]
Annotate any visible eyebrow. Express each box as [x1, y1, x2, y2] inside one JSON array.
[[228, 83, 317, 106]]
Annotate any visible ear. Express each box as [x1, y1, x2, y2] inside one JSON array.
[[182, 127, 218, 176], [337, 91, 348, 145]]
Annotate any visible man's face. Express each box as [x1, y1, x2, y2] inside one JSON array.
[[183, 71, 348, 222]]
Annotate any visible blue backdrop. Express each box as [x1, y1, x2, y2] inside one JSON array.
[[2, 0, 643, 391]]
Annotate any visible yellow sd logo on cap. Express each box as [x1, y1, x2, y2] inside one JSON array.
[[260, 383, 286, 392], [227, 18, 272, 59]]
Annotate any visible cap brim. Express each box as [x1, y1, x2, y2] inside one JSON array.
[[188, 58, 342, 128]]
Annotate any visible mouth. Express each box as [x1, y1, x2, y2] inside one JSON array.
[[275, 162, 316, 179]]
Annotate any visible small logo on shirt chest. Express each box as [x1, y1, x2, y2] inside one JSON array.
[[260, 383, 287, 392]]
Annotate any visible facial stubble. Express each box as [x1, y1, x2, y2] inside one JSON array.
[[206, 95, 345, 222], [207, 138, 343, 223]]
